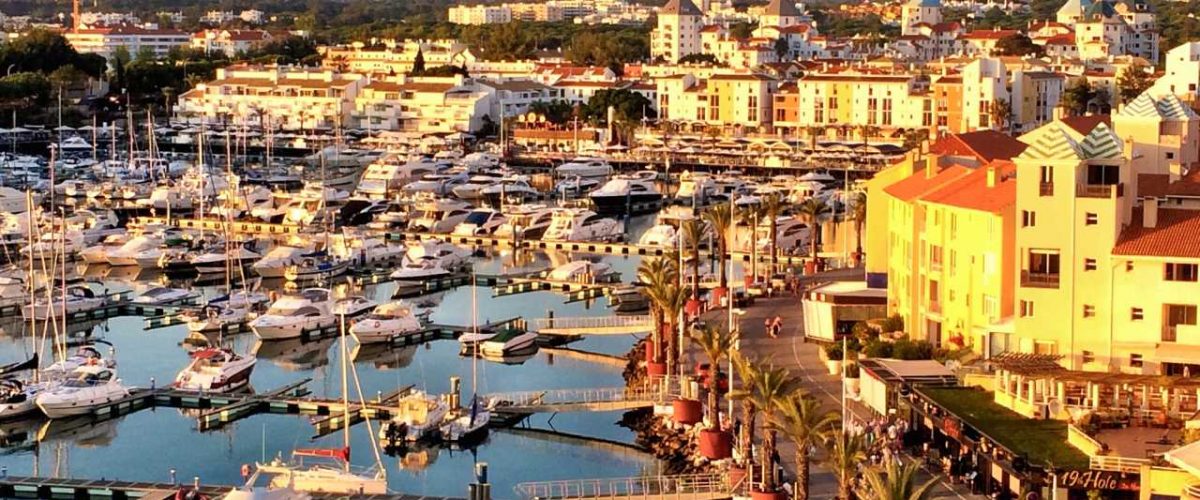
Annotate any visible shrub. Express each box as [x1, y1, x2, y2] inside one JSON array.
[[879, 314, 904, 333], [892, 339, 934, 360], [851, 321, 874, 340], [824, 342, 844, 360], [862, 339, 893, 358]]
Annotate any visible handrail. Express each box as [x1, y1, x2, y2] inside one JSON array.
[[533, 315, 653, 330], [487, 377, 682, 409], [514, 472, 728, 499], [1089, 455, 1150, 473]]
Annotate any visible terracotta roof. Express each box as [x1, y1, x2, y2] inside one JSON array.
[[961, 29, 1020, 40], [920, 162, 1017, 213], [1045, 34, 1076, 45], [365, 81, 455, 93], [1113, 208, 1200, 258], [1166, 170, 1200, 197], [1060, 114, 1111, 135], [1138, 173, 1170, 198], [930, 130, 1028, 163], [930, 22, 961, 33], [883, 164, 971, 202]]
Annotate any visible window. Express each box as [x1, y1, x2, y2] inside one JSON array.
[[1163, 304, 1197, 341], [1039, 165, 1054, 196], [1082, 350, 1095, 364], [1084, 258, 1097, 271], [1085, 213, 1098, 225], [1022, 210, 1037, 227], [1083, 305, 1095, 317], [1086, 164, 1120, 185], [1132, 307, 1144, 320], [1130, 354, 1143, 368], [1165, 263, 1199, 282], [1126, 261, 1134, 272], [1020, 300, 1034, 317], [1167, 152, 1175, 160]]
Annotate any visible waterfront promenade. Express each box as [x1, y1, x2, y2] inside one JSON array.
[[702, 268, 984, 500]]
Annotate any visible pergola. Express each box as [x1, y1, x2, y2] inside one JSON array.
[[990, 353, 1200, 424]]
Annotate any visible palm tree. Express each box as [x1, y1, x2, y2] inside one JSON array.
[[769, 393, 838, 500], [646, 282, 689, 373], [806, 126, 824, 153], [762, 194, 786, 273], [796, 198, 831, 261], [828, 431, 867, 500], [690, 324, 735, 431], [730, 352, 798, 493], [989, 98, 1010, 133], [703, 204, 734, 291], [680, 218, 705, 299], [849, 192, 866, 264], [861, 460, 939, 500], [738, 203, 766, 283], [638, 257, 679, 365]]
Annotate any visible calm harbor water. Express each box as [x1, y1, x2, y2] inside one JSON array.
[[0, 214, 756, 497]]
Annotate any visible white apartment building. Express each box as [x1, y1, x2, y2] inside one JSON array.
[[174, 66, 367, 130], [191, 30, 273, 57], [354, 76, 491, 134], [79, 12, 140, 27], [448, 5, 513, 25], [651, 0, 704, 63], [961, 58, 1009, 131], [320, 40, 475, 76], [201, 11, 236, 25], [66, 25, 190, 62], [474, 79, 562, 121]]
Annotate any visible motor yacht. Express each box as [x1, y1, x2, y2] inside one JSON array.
[[451, 173, 503, 201], [0, 379, 39, 420], [389, 242, 470, 282], [284, 253, 350, 283], [589, 176, 663, 216], [555, 176, 603, 198], [675, 171, 718, 203], [250, 288, 337, 340], [440, 398, 491, 444], [547, 260, 615, 283], [349, 301, 423, 344], [479, 177, 539, 206], [542, 208, 624, 242], [378, 391, 451, 444], [173, 347, 256, 393], [479, 328, 538, 357], [191, 246, 263, 275], [406, 197, 471, 234], [402, 171, 468, 197], [452, 209, 508, 236], [252, 246, 310, 279], [131, 286, 195, 306], [105, 234, 165, 267], [330, 234, 406, 266], [493, 205, 554, 240], [35, 365, 131, 419], [555, 157, 611, 178], [331, 296, 377, 318], [354, 155, 441, 199], [23, 284, 107, 321]]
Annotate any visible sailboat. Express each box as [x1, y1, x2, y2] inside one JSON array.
[[255, 313, 387, 495], [441, 273, 491, 443]]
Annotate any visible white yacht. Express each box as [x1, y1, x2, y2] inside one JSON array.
[[173, 347, 256, 393], [250, 288, 337, 340], [252, 246, 310, 279], [131, 286, 195, 305], [23, 284, 107, 321], [547, 260, 614, 282], [555, 157, 612, 178], [185, 292, 269, 334], [0, 379, 39, 420], [349, 302, 423, 344], [589, 176, 663, 216], [191, 247, 262, 275], [452, 209, 508, 236], [378, 390, 451, 444], [406, 197, 471, 234], [354, 155, 439, 199], [390, 242, 470, 282], [105, 234, 164, 267], [639, 208, 706, 248], [494, 205, 554, 240], [451, 173, 503, 201], [543, 209, 624, 242], [257, 450, 387, 496], [440, 399, 491, 443], [675, 171, 717, 203], [555, 176, 603, 198], [479, 328, 539, 357], [36, 365, 131, 419], [283, 254, 350, 283], [331, 296, 377, 318], [479, 177, 539, 206], [402, 171, 468, 196]]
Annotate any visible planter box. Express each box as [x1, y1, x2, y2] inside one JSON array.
[[826, 360, 843, 376], [673, 398, 703, 425], [699, 429, 733, 460]]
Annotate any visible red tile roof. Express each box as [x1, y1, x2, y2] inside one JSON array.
[[930, 130, 1028, 163], [920, 161, 1017, 213], [1138, 173, 1170, 198], [1060, 114, 1111, 135], [1113, 208, 1200, 258], [1165, 170, 1200, 197], [961, 29, 1019, 40], [883, 164, 971, 202]]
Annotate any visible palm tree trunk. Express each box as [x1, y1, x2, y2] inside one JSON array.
[[665, 320, 676, 373], [708, 370, 721, 430], [692, 244, 701, 299], [854, 220, 863, 256], [796, 450, 810, 500], [762, 427, 777, 492], [651, 307, 663, 364], [770, 220, 778, 274], [810, 223, 820, 262], [718, 240, 728, 290], [741, 402, 755, 467]]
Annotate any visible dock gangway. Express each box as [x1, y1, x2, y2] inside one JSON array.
[[514, 472, 729, 500], [533, 315, 654, 336]]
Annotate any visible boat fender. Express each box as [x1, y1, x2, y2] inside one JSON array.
[[241, 464, 251, 478]]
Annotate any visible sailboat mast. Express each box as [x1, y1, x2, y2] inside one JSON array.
[[339, 312, 350, 473], [471, 273, 478, 397], [25, 190, 38, 382]]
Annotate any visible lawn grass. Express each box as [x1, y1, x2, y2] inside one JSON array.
[[921, 387, 1090, 470]]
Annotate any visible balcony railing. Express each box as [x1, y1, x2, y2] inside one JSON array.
[[1021, 271, 1060, 288], [1039, 182, 1054, 196], [1076, 183, 1123, 198], [928, 301, 942, 314]]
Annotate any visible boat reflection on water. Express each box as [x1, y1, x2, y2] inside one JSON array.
[[479, 345, 538, 366], [391, 442, 440, 470], [254, 338, 334, 371], [0, 418, 39, 452], [351, 343, 417, 370], [37, 415, 120, 448]]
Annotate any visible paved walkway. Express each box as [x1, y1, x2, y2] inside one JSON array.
[[696, 268, 983, 500]]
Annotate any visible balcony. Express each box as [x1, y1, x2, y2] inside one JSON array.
[[1021, 271, 1060, 289], [928, 301, 942, 314], [1164, 325, 1177, 342], [1039, 182, 1054, 196], [1076, 183, 1123, 198]]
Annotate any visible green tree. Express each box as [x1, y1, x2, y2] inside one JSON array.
[[48, 65, 86, 93], [1117, 64, 1154, 104], [679, 53, 721, 65], [828, 432, 868, 500], [638, 256, 679, 366], [990, 98, 1010, 132], [797, 198, 831, 259], [730, 352, 798, 493], [528, 99, 575, 125], [703, 204, 734, 291], [464, 22, 536, 61], [690, 324, 735, 432], [581, 88, 655, 126], [563, 30, 649, 74], [995, 33, 1043, 56], [0, 72, 51, 109], [1061, 79, 1094, 116], [412, 47, 426, 74], [769, 393, 838, 500], [135, 46, 157, 62], [849, 192, 866, 261], [861, 460, 939, 500], [680, 217, 705, 298]]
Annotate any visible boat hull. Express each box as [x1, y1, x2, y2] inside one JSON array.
[[590, 193, 663, 216]]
